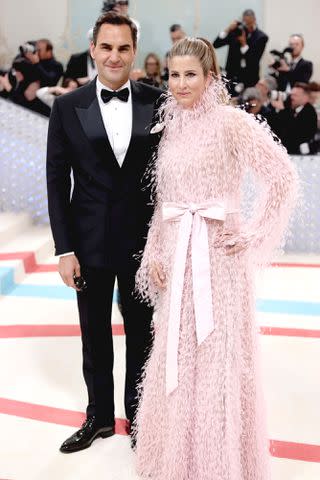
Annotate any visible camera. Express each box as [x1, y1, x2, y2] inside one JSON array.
[[269, 47, 293, 70], [101, 0, 116, 12], [270, 90, 288, 102], [234, 22, 246, 37], [19, 41, 37, 57]]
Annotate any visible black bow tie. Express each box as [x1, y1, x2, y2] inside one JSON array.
[[101, 87, 129, 103]]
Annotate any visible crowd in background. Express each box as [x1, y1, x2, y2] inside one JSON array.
[[0, 0, 319, 155]]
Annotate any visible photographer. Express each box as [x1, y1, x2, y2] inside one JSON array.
[[272, 34, 313, 92], [270, 82, 317, 154], [213, 9, 268, 92], [23, 38, 63, 87]]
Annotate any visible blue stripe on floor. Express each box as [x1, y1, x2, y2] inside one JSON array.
[[1, 267, 319, 316]]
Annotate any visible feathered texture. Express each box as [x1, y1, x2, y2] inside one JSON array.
[[134, 80, 298, 480]]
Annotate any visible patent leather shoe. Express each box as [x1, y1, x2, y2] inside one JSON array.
[[60, 416, 114, 453]]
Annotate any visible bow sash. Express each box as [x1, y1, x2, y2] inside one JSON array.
[[162, 201, 226, 395]]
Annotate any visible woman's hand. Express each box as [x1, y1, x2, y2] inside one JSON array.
[[215, 231, 250, 256], [150, 262, 166, 289]]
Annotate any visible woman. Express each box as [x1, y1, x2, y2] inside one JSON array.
[[134, 37, 297, 480], [138, 53, 163, 88]]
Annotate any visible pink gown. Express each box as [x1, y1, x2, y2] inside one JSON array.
[[134, 81, 298, 480]]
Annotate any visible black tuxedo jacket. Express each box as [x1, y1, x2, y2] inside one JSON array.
[[277, 58, 313, 91], [274, 102, 318, 154], [64, 51, 90, 80], [213, 27, 268, 87], [46, 79, 162, 269]]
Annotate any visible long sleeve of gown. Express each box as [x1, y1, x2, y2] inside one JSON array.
[[136, 200, 163, 305], [228, 107, 299, 265]]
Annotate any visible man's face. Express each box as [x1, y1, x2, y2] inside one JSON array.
[[37, 41, 51, 60], [289, 36, 304, 58], [90, 23, 136, 90], [242, 15, 256, 29], [290, 87, 308, 109], [170, 29, 185, 44]]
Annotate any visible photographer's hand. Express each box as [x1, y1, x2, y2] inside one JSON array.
[[0, 74, 12, 92], [271, 99, 285, 111], [226, 20, 238, 33], [24, 51, 40, 64], [277, 59, 290, 72]]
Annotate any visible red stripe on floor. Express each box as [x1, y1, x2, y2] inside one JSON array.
[[0, 324, 125, 338], [271, 262, 320, 268], [0, 398, 127, 434], [1, 324, 319, 339], [270, 439, 320, 463], [0, 397, 319, 462], [0, 252, 37, 273], [259, 327, 320, 338]]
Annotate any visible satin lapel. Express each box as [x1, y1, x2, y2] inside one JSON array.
[[121, 81, 155, 171], [75, 96, 120, 174]]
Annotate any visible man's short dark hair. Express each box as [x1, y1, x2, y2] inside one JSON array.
[[242, 9, 256, 17], [93, 11, 137, 48], [293, 82, 311, 94], [170, 24, 182, 33]]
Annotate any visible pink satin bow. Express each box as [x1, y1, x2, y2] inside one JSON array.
[[162, 201, 227, 395]]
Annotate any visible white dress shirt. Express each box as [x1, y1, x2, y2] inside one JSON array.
[[96, 77, 132, 168], [60, 77, 133, 258]]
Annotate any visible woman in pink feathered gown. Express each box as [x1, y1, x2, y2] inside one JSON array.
[[134, 37, 297, 480]]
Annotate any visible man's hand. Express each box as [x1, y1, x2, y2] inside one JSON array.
[[277, 59, 290, 72], [227, 20, 239, 33], [59, 254, 81, 290], [24, 51, 40, 64], [271, 98, 285, 111], [0, 74, 12, 92]]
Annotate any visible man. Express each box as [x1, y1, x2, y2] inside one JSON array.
[[213, 9, 268, 91], [47, 12, 162, 453], [163, 24, 186, 81], [64, 29, 97, 85], [270, 82, 317, 154], [24, 38, 63, 87], [275, 34, 313, 92]]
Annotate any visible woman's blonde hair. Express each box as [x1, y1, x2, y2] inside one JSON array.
[[168, 37, 220, 78]]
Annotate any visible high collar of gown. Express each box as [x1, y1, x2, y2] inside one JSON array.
[[160, 78, 229, 128]]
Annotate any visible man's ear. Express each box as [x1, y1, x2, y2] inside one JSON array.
[[89, 41, 95, 60]]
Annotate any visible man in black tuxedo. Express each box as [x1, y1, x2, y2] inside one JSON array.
[[270, 82, 317, 154], [213, 9, 268, 91], [275, 34, 313, 91], [47, 12, 162, 453], [64, 29, 97, 85]]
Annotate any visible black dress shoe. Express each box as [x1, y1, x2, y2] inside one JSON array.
[[60, 416, 115, 453]]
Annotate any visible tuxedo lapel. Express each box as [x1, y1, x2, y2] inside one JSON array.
[[121, 81, 155, 171], [75, 82, 120, 175]]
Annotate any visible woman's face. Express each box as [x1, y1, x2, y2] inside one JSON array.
[[145, 56, 159, 76], [169, 55, 210, 108]]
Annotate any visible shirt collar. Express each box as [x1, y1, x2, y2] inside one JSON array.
[[96, 77, 131, 97], [292, 56, 302, 65]]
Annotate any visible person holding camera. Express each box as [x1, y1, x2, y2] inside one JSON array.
[[270, 82, 317, 154], [273, 34, 313, 92], [23, 38, 63, 87], [64, 29, 97, 86], [213, 9, 268, 93]]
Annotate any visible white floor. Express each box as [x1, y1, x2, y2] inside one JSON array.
[[0, 214, 319, 479]]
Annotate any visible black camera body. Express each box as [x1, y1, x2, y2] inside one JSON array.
[[101, 0, 116, 12], [19, 41, 37, 57], [270, 47, 293, 70], [234, 22, 246, 37]]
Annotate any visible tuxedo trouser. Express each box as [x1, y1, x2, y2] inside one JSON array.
[[76, 266, 153, 426]]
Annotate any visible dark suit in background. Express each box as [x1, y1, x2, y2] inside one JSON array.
[[213, 27, 268, 88], [64, 51, 93, 80], [47, 78, 162, 426], [272, 102, 318, 154], [276, 58, 313, 91]]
